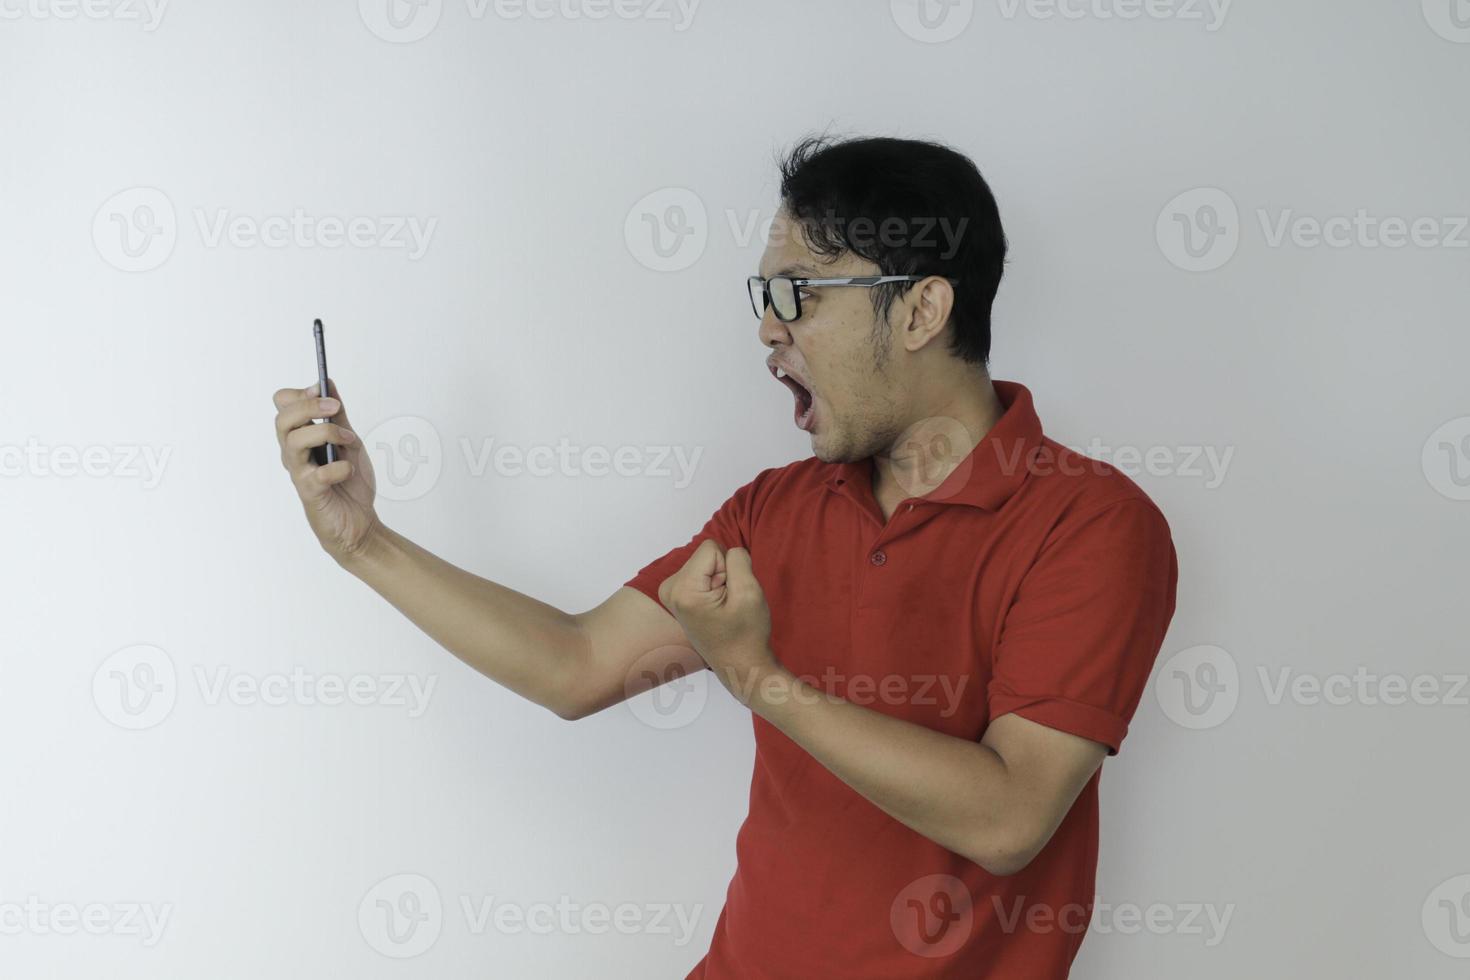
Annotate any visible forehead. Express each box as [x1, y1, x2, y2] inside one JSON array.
[[757, 209, 819, 278], [757, 208, 876, 279]]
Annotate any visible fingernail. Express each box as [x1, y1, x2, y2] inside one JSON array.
[[341, 429, 356, 442], [319, 398, 338, 412]]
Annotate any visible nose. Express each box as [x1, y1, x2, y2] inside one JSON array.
[[757, 303, 790, 349]]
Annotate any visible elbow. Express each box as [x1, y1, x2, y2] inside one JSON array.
[[551, 703, 584, 722], [549, 679, 612, 722], [964, 825, 1049, 878], [972, 849, 1037, 879], [547, 642, 599, 721], [550, 692, 593, 722]]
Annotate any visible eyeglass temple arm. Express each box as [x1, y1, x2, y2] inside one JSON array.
[[791, 276, 960, 286]]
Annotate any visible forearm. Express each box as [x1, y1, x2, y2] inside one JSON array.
[[338, 524, 588, 717], [744, 664, 1028, 873]]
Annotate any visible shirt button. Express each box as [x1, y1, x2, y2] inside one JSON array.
[[870, 550, 887, 566]]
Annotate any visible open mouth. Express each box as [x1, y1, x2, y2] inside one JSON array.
[[769, 362, 816, 432]]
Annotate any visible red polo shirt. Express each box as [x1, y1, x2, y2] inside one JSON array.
[[624, 380, 1178, 979]]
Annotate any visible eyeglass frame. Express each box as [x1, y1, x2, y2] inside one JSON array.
[[747, 274, 960, 323]]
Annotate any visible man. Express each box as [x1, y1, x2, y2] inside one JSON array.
[[273, 134, 1178, 978]]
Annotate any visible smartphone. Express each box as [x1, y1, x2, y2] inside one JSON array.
[[310, 318, 337, 467]]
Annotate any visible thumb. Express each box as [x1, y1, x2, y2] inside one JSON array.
[[724, 547, 755, 584], [680, 538, 724, 589]]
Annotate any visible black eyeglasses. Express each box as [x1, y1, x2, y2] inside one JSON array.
[[747, 274, 959, 323]]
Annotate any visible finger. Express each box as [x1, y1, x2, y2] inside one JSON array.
[[282, 424, 356, 481], [273, 378, 347, 415], [276, 381, 321, 409], [284, 420, 356, 457], [321, 378, 359, 435], [272, 386, 309, 410], [686, 538, 723, 579], [278, 380, 337, 403], [661, 540, 718, 610], [310, 457, 354, 487], [277, 384, 362, 461], [275, 392, 340, 444], [705, 545, 729, 591], [295, 457, 354, 496]]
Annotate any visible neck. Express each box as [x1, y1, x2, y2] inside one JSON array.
[[871, 370, 1004, 505]]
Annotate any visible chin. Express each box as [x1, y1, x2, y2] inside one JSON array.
[[811, 432, 854, 465], [809, 431, 833, 461]]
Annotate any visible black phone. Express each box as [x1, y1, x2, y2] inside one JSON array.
[[310, 318, 337, 467]]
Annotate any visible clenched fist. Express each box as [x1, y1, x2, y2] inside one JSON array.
[[657, 539, 777, 704]]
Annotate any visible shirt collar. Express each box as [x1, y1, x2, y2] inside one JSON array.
[[822, 380, 1043, 512]]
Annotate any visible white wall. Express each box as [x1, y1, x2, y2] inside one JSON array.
[[2, 0, 1467, 976]]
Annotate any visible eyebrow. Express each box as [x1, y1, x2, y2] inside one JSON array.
[[757, 262, 817, 279]]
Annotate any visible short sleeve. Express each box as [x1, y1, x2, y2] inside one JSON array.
[[987, 497, 1179, 755], [623, 471, 768, 615]]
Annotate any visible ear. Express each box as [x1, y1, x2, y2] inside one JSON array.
[[897, 276, 956, 353]]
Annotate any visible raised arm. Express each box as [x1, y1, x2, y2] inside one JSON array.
[[272, 380, 702, 720]]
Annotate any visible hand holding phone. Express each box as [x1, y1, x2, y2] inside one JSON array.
[[273, 319, 382, 564]]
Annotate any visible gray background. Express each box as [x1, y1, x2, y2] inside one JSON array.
[[2, 0, 1467, 976]]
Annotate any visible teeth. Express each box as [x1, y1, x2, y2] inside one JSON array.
[[776, 368, 787, 378]]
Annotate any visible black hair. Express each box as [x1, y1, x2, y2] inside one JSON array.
[[776, 134, 1007, 366]]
